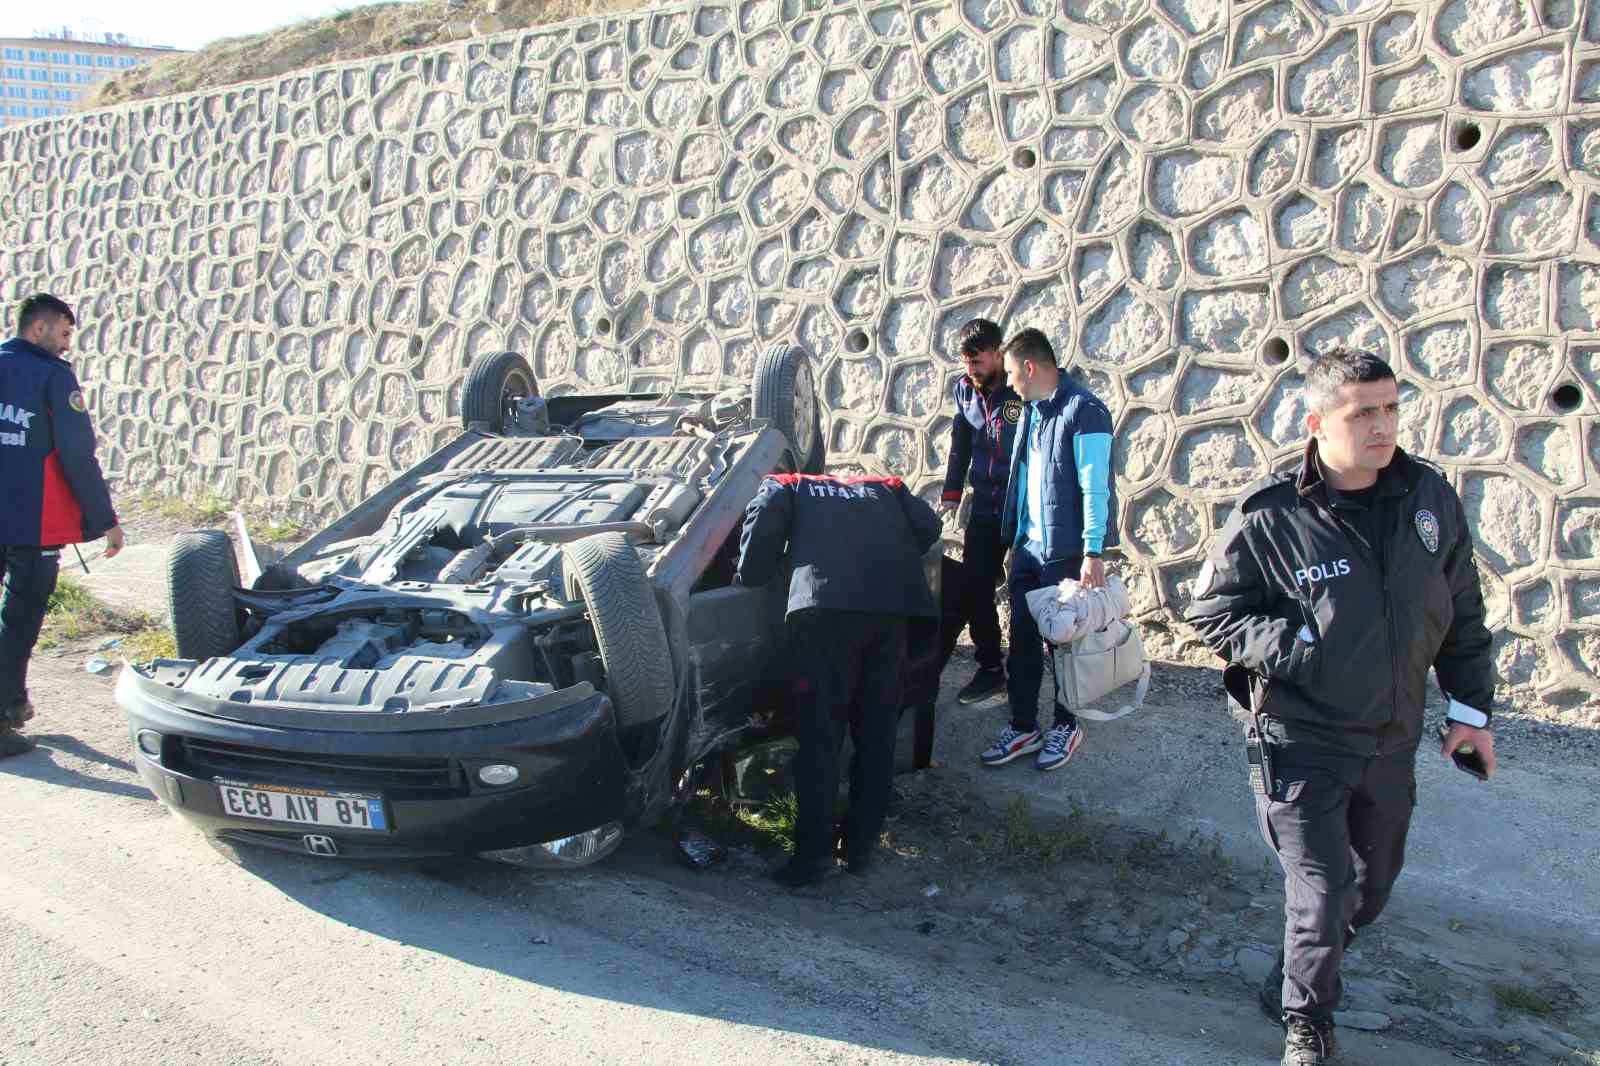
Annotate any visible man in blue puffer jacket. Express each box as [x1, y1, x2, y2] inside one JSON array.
[[980, 328, 1119, 773]]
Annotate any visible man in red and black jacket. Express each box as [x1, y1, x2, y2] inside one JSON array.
[[0, 294, 124, 757], [737, 472, 941, 888], [937, 318, 1021, 705]]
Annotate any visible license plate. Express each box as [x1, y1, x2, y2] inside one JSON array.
[[215, 780, 387, 832]]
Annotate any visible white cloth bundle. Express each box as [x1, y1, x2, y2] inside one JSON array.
[[1024, 574, 1149, 721], [1024, 574, 1132, 645]]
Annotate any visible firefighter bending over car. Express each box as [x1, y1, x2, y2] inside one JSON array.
[[735, 473, 942, 888]]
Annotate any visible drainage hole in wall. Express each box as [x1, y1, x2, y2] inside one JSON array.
[[596, 317, 612, 336], [1452, 121, 1482, 153], [846, 330, 870, 353], [1013, 147, 1037, 169], [1550, 382, 1583, 412], [1262, 336, 1291, 365]]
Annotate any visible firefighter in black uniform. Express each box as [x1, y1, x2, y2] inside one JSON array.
[[0, 294, 124, 757], [1186, 349, 1496, 1066], [737, 473, 941, 888]]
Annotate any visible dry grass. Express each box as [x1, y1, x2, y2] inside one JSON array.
[[42, 575, 170, 655], [130, 489, 303, 547], [87, 0, 652, 109]]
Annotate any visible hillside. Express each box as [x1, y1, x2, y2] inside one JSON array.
[[88, 0, 649, 108]]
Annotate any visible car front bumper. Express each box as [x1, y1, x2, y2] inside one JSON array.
[[116, 666, 635, 862]]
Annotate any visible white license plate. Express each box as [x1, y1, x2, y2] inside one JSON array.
[[215, 780, 387, 832]]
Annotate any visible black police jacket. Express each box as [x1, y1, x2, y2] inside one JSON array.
[[736, 474, 941, 619], [1184, 442, 1494, 756]]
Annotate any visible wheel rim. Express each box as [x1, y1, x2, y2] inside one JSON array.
[[793, 360, 817, 461], [501, 367, 536, 427]]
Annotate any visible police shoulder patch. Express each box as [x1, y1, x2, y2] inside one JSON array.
[[1001, 400, 1022, 424], [67, 390, 87, 413], [1415, 509, 1441, 554]]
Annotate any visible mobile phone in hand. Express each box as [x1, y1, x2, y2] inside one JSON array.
[[1436, 721, 1489, 781]]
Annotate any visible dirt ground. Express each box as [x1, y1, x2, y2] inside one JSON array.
[[87, 0, 660, 108]]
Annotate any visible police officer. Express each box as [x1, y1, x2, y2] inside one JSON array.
[[937, 318, 1021, 705], [736, 473, 941, 887], [1185, 348, 1496, 1066], [0, 294, 124, 757]]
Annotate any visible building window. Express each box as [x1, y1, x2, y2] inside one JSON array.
[[96, 55, 114, 68], [74, 72, 93, 84], [29, 69, 48, 82], [2, 67, 23, 79], [5, 86, 23, 99], [27, 49, 47, 62], [74, 54, 92, 67], [51, 51, 69, 64], [31, 87, 48, 100], [53, 89, 72, 101], [1, 48, 21, 61], [53, 71, 70, 83], [31, 105, 47, 116], [7, 104, 23, 117]]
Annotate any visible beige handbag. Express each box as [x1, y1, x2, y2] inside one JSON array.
[[1051, 617, 1151, 721]]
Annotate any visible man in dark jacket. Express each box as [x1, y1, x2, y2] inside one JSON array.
[[981, 328, 1118, 773], [1185, 348, 1496, 1066], [938, 318, 1021, 705], [0, 294, 124, 757], [737, 473, 941, 887]]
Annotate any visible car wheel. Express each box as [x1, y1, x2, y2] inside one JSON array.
[[167, 530, 243, 660], [461, 351, 538, 433], [561, 532, 676, 732], [752, 343, 825, 474]]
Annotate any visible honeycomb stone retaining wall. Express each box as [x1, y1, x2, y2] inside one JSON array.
[[2, 0, 1598, 701]]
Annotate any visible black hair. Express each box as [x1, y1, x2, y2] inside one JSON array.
[[1002, 327, 1057, 369], [17, 293, 76, 335], [1303, 347, 1395, 412], [958, 318, 1003, 357]]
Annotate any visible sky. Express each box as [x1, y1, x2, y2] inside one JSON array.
[[1, 0, 398, 52]]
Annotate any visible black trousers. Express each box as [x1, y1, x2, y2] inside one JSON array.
[[1255, 743, 1416, 1024], [787, 608, 907, 865], [1005, 542, 1081, 732], [0, 545, 61, 714], [959, 517, 1007, 671]]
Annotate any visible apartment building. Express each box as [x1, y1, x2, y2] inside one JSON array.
[[0, 31, 179, 127]]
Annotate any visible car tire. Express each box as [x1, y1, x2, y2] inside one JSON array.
[[562, 532, 675, 732], [167, 530, 243, 660], [461, 350, 538, 433], [751, 343, 825, 474]]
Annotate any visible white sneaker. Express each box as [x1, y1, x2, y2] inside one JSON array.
[[1036, 722, 1083, 772], [980, 726, 1043, 767]]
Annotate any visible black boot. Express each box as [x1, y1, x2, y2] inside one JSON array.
[[0, 725, 35, 759], [771, 855, 832, 888], [1282, 1018, 1338, 1066], [4, 694, 34, 727], [957, 666, 1005, 704]]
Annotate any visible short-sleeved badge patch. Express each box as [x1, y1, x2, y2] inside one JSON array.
[[1414, 509, 1440, 554], [67, 390, 86, 413], [1001, 400, 1022, 424]]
